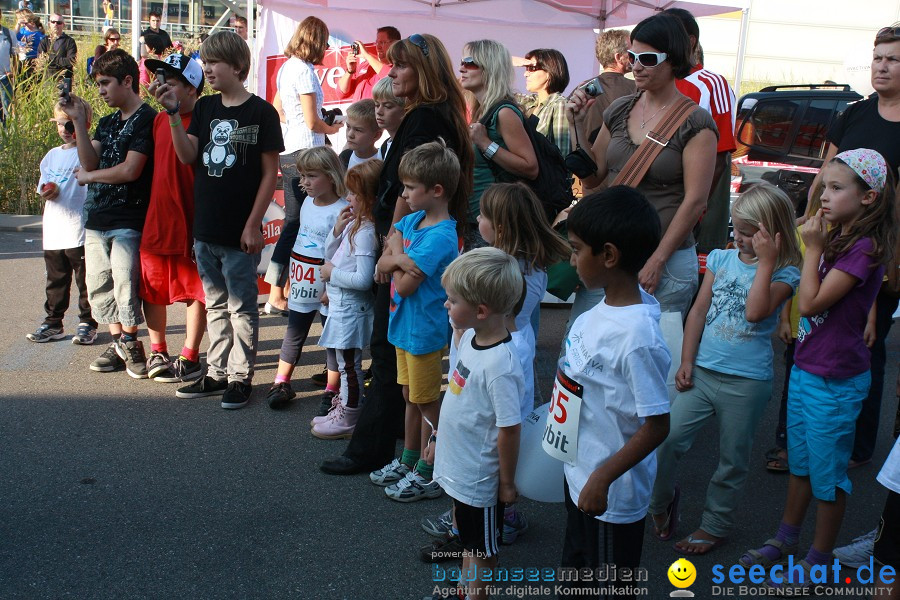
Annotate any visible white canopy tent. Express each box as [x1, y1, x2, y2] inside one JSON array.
[[252, 0, 751, 101]]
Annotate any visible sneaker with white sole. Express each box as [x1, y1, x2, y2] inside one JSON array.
[[90, 343, 125, 372], [385, 471, 443, 503], [221, 381, 252, 409], [421, 508, 453, 538], [175, 376, 228, 399], [146, 351, 172, 379], [115, 338, 149, 379], [154, 356, 203, 383], [26, 323, 65, 343], [71, 323, 98, 345], [370, 458, 411, 487], [833, 528, 876, 568]]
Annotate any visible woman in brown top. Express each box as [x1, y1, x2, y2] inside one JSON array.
[[568, 13, 718, 318]]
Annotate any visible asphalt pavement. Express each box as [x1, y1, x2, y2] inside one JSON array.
[[1, 225, 899, 600]]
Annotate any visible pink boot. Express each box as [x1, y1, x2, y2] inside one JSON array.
[[310, 394, 341, 426], [311, 404, 360, 439]]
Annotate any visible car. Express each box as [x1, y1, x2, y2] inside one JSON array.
[[730, 84, 863, 219]]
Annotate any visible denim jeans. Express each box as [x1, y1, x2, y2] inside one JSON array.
[[194, 241, 261, 384], [84, 228, 143, 326]]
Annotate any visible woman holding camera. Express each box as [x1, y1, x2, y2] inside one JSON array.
[[265, 16, 344, 313], [320, 33, 474, 476], [461, 39, 539, 248], [517, 48, 571, 157], [568, 13, 717, 317]]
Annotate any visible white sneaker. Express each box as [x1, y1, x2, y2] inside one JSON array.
[[369, 458, 410, 487], [833, 528, 877, 568], [384, 471, 442, 503]]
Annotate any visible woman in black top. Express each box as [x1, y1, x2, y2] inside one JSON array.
[[320, 33, 473, 475]]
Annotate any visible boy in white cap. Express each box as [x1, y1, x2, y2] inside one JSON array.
[[141, 53, 207, 383]]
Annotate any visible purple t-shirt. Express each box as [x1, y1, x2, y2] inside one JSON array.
[[795, 237, 884, 378]]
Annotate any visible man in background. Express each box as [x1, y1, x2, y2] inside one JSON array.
[[38, 13, 77, 80], [337, 26, 401, 101]]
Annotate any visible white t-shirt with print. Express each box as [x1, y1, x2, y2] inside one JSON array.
[[562, 289, 671, 524], [37, 145, 86, 250], [277, 57, 324, 154], [434, 329, 523, 508], [289, 197, 348, 313]]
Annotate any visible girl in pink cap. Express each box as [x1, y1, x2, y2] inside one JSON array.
[[741, 148, 897, 590]]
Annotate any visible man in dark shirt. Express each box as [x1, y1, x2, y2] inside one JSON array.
[[38, 13, 77, 80], [140, 10, 172, 54]]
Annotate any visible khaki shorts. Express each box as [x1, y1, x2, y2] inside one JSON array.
[[396, 347, 445, 404]]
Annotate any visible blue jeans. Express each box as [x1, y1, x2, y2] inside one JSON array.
[[194, 241, 261, 384], [84, 228, 143, 326]]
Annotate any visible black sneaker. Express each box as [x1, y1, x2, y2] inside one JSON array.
[[175, 376, 228, 399], [419, 532, 465, 563], [222, 381, 252, 409], [317, 390, 337, 416], [155, 356, 203, 383], [115, 338, 149, 379], [310, 368, 328, 387], [26, 323, 65, 343], [146, 351, 172, 379], [266, 382, 295, 410], [90, 343, 125, 372]]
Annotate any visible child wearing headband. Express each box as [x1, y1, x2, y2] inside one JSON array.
[[741, 148, 897, 590]]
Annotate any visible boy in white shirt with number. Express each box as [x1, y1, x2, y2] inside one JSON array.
[[557, 186, 671, 600], [430, 247, 524, 600]]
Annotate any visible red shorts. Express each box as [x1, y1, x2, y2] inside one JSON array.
[[139, 252, 205, 305]]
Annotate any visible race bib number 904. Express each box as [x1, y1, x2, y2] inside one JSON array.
[[542, 369, 583, 465], [289, 252, 325, 303]]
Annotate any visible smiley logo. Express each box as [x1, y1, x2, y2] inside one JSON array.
[[667, 558, 696, 588]]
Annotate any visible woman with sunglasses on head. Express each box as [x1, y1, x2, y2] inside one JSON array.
[[567, 12, 717, 319], [87, 30, 120, 76], [319, 33, 474, 477], [516, 48, 571, 157], [461, 39, 539, 248]]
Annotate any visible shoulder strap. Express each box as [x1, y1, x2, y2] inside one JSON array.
[[612, 95, 696, 188], [478, 101, 519, 127]]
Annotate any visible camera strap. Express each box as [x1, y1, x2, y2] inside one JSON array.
[[612, 93, 695, 188]]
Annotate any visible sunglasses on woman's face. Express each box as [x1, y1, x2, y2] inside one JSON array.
[[409, 33, 429, 57], [524, 64, 544, 72], [460, 57, 479, 70], [107, 37, 120, 41], [627, 50, 668, 67]]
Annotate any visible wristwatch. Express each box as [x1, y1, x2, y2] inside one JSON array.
[[166, 101, 181, 116], [482, 141, 500, 161]]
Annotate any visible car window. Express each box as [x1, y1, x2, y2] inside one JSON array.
[[737, 98, 803, 154], [788, 99, 835, 159]]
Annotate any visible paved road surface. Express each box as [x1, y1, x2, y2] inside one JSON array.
[[1, 230, 898, 599]]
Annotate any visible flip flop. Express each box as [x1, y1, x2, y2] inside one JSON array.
[[652, 484, 680, 542], [673, 534, 728, 555], [765, 447, 789, 473]]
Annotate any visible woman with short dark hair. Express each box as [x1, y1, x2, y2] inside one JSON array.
[[517, 48, 571, 156]]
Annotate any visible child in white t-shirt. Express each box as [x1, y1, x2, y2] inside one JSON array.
[[27, 99, 98, 345], [557, 186, 671, 599], [428, 247, 524, 600]]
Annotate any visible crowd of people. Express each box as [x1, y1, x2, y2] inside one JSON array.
[[18, 5, 900, 599]]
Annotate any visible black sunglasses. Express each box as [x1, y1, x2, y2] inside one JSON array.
[[877, 26, 900, 39], [409, 33, 429, 57], [460, 57, 479, 70], [50, 19, 64, 24], [524, 64, 543, 72], [107, 37, 120, 41]]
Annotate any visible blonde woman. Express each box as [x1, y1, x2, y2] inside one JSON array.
[[461, 39, 538, 247]]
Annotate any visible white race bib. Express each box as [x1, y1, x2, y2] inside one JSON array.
[[289, 252, 325, 304], [542, 368, 583, 466]]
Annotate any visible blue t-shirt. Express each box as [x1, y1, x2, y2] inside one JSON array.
[[696, 248, 800, 381], [387, 211, 458, 355]]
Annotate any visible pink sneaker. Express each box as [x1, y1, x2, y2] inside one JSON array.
[[311, 404, 360, 439], [310, 395, 342, 426]]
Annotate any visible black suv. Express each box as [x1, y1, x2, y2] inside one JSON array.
[[730, 84, 863, 217]]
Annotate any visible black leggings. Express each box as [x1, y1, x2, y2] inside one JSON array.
[[279, 309, 337, 371]]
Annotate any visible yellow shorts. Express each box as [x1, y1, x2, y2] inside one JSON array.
[[396, 347, 445, 404]]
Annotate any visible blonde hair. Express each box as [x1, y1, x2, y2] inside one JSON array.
[[731, 182, 802, 270], [372, 76, 405, 107], [296, 146, 347, 198], [595, 29, 630, 68], [284, 16, 328, 64], [201, 31, 251, 81], [442, 247, 523, 315], [346, 99, 378, 132], [463, 39, 516, 121], [54, 97, 92, 127], [480, 182, 570, 271], [398, 139, 460, 203], [344, 159, 382, 251]]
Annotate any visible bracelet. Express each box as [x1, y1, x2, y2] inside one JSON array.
[[482, 141, 500, 161], [169, 117, 182, 128], [165, 101, 181, 116]]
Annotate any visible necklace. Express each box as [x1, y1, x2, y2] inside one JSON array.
[[640, 98, 669, 129]]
